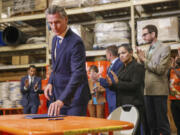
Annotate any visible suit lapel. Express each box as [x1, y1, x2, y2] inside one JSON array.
[[33, 77, 37, 84], [146, 46, 153, 60], [52, 36, 57, 71], [146, 42, 161, 61], [151, 43, 161, 57], [54, 29, 71, 71], [111, 59, 118, 71]]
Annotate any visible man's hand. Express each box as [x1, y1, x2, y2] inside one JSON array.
[[44, 84, 52, 100], [171, 57, 175, 68], [110, 71, 119, 84], [106, 75, 112, 86], [136, 47, 145, 62], [25, 79, 29, 88], [178, 48, 180, 57], [34, 82, 38, 90], [48, 100, 64, 116]]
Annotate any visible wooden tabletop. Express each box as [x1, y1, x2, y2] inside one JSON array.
[[0, 114, 134, 135]]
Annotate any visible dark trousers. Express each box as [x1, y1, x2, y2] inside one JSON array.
[[134, 105, 150, 135], [23, 104, 39, 114], [106, 92, 116, 114], [137, 105, 150, 135], [171, 100, 180, 135], [144, 96, 170, 135], [60, 104, 87, 116], [134, 105, 143, 135]]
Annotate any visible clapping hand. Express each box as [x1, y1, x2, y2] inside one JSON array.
[[170, 57, 175, 68], [92, 86, 98, 95], [25, 79, 29, 88], [110, 71, 119, 83], [106, 71, 119, 86], [34, 82, 38, 90], [178, 48, 180, 57], [106, 75, 112, 86], [136, 47, 145, 62]]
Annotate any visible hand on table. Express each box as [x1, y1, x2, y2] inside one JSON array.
[[48, 100, 64, 116]]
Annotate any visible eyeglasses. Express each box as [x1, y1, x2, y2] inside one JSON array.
[[142, 32, 150, 37]]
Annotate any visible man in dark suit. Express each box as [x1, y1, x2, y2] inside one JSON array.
[[20, 65, 42, 114], [44, 5, 90, 116], [99, 45, 122, 114]]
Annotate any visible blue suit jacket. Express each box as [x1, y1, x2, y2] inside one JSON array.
[[99, 58, 122, 112], [49, 28, 90, 106], [20, 75, 42, 107]]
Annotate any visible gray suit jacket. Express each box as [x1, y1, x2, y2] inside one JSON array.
[[144, 41, 171, 95]]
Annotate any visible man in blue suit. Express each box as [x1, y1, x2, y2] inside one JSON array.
[[99, 45, 122, 114], [44, 5, 90, 116], [20, 65, 42, 114]]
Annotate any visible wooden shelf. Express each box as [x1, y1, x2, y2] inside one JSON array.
[[0, 0, 173, 23], [0, 13, 45, 23], [86, 50, 106, 57], [0, 43, 46, 52], [67, 1, 131, 15], [47, 50, 106, 59], [133, 0, 175, 6], [0, 63, 47, 70], [0, 1, 131, 23]]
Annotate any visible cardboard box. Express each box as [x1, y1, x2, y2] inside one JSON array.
[[70, 24, 94, 50], [20, 55, 29, 65], [12, 56, 20, 65], [11, 0, 47, 16], [93, 22, 130, 49], [49, 0, 81, 8]]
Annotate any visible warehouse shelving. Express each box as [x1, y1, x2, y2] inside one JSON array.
[[133, 0, 176, 5], [0, 43, 46, 71], [0, 0, 179, 72], [86, 50, 106, 57], [0, 1, 131, 23], [0, 63, 46, 70], [0, 43, 46, 52]]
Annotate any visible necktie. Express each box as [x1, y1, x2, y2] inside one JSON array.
[[56, 37, 61, 49], [30, 77, 33, 88], [56, 37, 61, 58]]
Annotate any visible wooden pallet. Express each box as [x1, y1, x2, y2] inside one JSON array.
[[81, 0, 129, 7], [10, 9, 45, 17]]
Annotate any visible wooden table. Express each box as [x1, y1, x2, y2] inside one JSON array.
[[0, 114, 133, 135], [0, 107, 23, 115]]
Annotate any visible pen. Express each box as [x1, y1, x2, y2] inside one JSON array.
[[48, 118, 64, 121]]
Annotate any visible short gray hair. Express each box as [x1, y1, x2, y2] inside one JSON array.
[[45, 5, 67, 18]]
